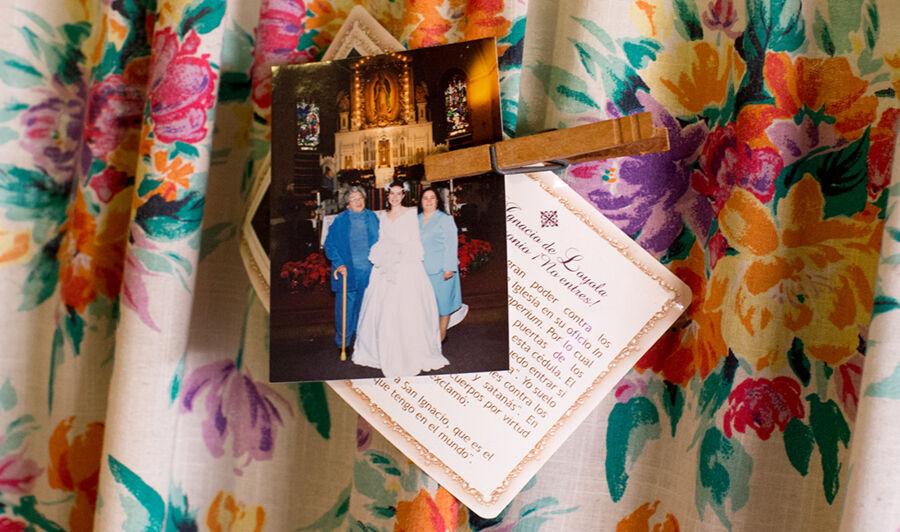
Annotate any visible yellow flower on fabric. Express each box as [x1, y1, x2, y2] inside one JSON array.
[[206, 491, 265, 532], [0, 228, 29, 264], [712, 175, 881, 368], [394, 487, 461, 532], [650, 41, 745, 116], [616, 500, 679, 532]]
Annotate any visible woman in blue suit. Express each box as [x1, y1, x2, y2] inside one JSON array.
[[418, 187, 462, 341]]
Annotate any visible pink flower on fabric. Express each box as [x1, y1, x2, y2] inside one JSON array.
[[84, 57, 148, 161], [614, 377, 648, 403], [836, 353, 864, 421], [180, 361, 292, 472], [691, 123, 783, 214], [250, 0, 315, 109], [0, 516, 27, 532], [0, 452, 42, 495], [723, 377, 804, 440], [149, 29, 217, 144], [89, 166, 130, 203]]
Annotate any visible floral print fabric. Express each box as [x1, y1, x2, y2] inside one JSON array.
[[0, 0, 896, 530]]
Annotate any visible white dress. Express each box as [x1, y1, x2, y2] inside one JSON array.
[[352, 207, 448, 376]]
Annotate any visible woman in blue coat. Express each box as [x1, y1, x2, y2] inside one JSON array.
[[324, 187, 379, 348], [418, 187, 462, 341]]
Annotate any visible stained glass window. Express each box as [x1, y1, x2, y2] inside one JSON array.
[[296, 101, 320, 150], [444, 73, 470, 137]]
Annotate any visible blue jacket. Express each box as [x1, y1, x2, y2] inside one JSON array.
[[418, 210, 458, 275], [324, 209, 379, 292]]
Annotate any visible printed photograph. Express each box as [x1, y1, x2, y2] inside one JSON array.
[[269, 38, 509, 381]]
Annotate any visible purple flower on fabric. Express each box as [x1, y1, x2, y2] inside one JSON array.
[[702, 0, 741, 39], [766, 116, 841, 167], [20, 76, 87, 180], [566, 91, 711, 256], [357, 415, 372, 451], [180, 361, 292, 472]]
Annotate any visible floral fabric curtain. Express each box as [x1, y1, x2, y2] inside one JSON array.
[[0, 0, 897, 530]]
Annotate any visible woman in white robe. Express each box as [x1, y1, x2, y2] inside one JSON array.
[[352, 182, 448, 376]]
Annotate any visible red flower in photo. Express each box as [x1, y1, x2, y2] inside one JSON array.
[[280, 251, 330, 289], [723, 377, 804, 440], [457, 234, 492, 277]]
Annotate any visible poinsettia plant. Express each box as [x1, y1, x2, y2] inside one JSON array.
[[280, 251, 330, 289], [458, 234, 492, 277]]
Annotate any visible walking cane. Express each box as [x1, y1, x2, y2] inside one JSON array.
[[334, 268, 348, 361]]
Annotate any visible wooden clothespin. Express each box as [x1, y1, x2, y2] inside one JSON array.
[[424, 112, 668, 182]]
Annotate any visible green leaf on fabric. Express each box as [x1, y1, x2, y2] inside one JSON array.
[[620, 38, 662, 70], [171, 141, 200, 160], [735, 0, 805, 104], [783, 417, 814, 475], [530, 63, 599, 114], [0, 125, 16, 145], [813, 10, 836, 56], [133, 248, 175, 274], [166, 486, 198, 531], [200, 222, 236, 261], [20, 233, 63, 311], [787, 337, 811, 386], [873, 295, 900, 316], [12, 496, 64, 532], [571, 17, 616, 53], [47, 326, 63, 413], [16, 9, 55, 36], [661, 380, 685, 437], [564, 37, 648, 114], [0, 415, 37, 455], [108, 455, 165, 530], [353, 458, 394, 509], [219, 71, 251, 103], [64, 307, 85, 357], [865, 363, 900, 399], [863, 0, 879, 50], [774, 129, 869, 219], [660, 223, 695, 264], [136, 192, 205, 242], [673, 0, 704, 41], [298, 484, 351, 531], [0, 165, 69, 223], [93, 42, 120, 80], [179, 0, 226, 36], [169, 351, 187, 405], [297, 382, 331, 439], [605, 396, 661, 501], [826, 0, 864, 54], [367, 452, 402, 477], [515, 496, 579, 529], [61, 22, 91, 47], [0, 101, 27, 122], [0, 378, 16, 411], [0, 50, 43, 88], [371, 506, 396, 519], [165, 252, 193, 275], [137, 177, 163, 198], [695, 427, 751, 529], [698, 351, 738, 417], [807, 393, 850, 503]]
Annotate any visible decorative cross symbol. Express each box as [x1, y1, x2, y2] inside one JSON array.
[[540, 210, 558, 228]]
